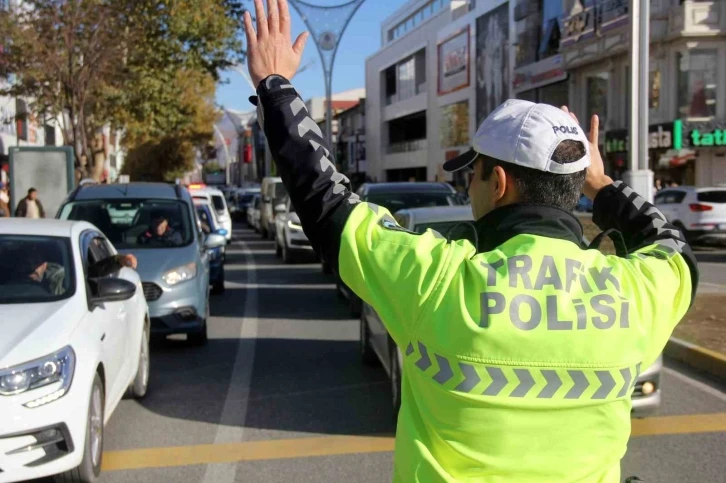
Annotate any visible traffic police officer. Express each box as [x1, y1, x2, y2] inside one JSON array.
[[243, 1, 699, 481]]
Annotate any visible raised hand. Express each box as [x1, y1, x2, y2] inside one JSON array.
[[243, 0, 310, 88], [561, 106, 613, 200]]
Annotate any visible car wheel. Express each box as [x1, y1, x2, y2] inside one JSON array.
[[350, 294, 362, 318], [188, 302, 209, 346], [359, 309, 378, 367], [322, 259, 332, 274], [124, 325, 150, 399], [261, 227, 268, 238], [389, 341, 402, 419], [54, 373, 104, 483], [276, 240, 282, 257], [212, 271, 225, 295]]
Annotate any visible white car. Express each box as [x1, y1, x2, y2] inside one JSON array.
[[359, 206, 662, 418], [274, 198, 314, 263], [654, 186, 726, 243], [0, 219, 150, 483], [188, 185, 233, 244], [247, 194, 262, 232]]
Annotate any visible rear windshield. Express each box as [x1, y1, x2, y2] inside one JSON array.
[[240, 194, 255, 203], [365, 192, 455, 212], [270, 183, 287, 201], [697, 191, 726, 203], [212, 195, 226, 211]]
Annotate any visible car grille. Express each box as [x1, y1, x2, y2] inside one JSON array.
[[142, 282, 163, 301]]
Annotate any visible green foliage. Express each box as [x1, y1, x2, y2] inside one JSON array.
[[203, 161, 223, 174], [0, 0, 248, 181]]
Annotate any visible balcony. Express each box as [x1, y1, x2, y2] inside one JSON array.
[[386, 139, 427, 154]]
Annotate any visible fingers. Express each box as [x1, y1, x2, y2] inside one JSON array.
[[561, 105, 579, 125], [254, 0, 268, 38], [279, 0, 291, 36], [267, 0, 279, 34], [589, 114, 599, 144], [243, 11, 257, 49], [292, 31, 309, 56]]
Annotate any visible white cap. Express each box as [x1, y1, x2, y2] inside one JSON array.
[[443, 99, 590, 175]]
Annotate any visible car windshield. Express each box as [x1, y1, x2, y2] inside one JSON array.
[[697, 191, 726, 203], [59, 199, 193, 249], [272, 183, 287, 202], [0, 235, 75, 304], [211, 194, 226, 212], [366, 192, 456, 212]]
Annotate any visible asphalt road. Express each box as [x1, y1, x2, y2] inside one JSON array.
[[32, 226, 726, 483], [694, 247, 726, 293]]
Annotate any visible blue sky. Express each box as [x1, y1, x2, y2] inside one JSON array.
[[216, 0, 410, 112]]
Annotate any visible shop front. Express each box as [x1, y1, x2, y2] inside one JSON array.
[[513, 54, 569, 107], [604, 119, 726, 187]]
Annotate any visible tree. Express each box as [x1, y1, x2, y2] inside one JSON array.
[[203, 162, 223, 175], [0, 0, 247, 181]]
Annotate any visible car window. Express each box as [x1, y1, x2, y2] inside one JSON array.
[[0, 235, 75, 303], [654, 192, 668, 205], [211, 194, 226, 212], [59, 199, 194, 249], [270, 183, 287, 202], [195, 206, 214, 234], [365, 192, 456, 212], [697, 191, 726, 203]]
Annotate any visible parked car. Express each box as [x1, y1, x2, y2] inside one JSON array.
[[194, 200, 227, 294], [247, 194, 262, 232], [336, 182, 463, 316], [260, 176, 286, 240], [188, 184, 233, 244], [232, 187, 261, 223], [654, 186, 726, 243], [359, 206, 663, 419], [0, 219, 150, 482], [57, 183, 225, 345], [274, 197, 314, 263]]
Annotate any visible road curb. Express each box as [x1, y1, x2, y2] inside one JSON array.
[[665, 337, 726, 381]]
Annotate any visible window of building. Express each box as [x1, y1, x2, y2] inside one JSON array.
[[388, 111, 427, 152], [44, 124, 56, 146], [677, 49, 717, 118], [398, 57, 416, 101], [585, 72, 609, 130], [384, 65, 396, 104]]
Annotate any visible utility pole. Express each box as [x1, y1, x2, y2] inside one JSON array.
[[624, 0, 653, 202]]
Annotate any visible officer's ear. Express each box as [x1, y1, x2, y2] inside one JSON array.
[[491, 165, 508, 203]]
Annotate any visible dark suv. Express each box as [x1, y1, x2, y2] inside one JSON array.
[[332, 182, 463, 316]]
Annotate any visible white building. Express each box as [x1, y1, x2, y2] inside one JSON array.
[[366, 0, 515, 186], [366, 0, 726, 189]]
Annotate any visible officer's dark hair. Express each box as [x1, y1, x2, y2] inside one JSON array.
[[478, 140, 587, 210]]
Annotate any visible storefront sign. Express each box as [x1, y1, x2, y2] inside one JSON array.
[[475, 3, 509, 124], [604, 122, 678, 154], [512, 55, 567, 93], [690, 129, 726, 147], [560, 5, 595, 47], [438, 26, 470, 96], [598, 0, 629, 34]]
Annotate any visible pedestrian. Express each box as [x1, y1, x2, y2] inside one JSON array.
[[0, 182, 9, 218], [15, 187, 45, 218], [243, 1, 698, 481]]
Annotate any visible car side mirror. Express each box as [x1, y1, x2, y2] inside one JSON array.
[[90, 277, 137, 304], [205, 233, 226, 249]]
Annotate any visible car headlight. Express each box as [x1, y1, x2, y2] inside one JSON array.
[[0, 346, 75, 405], [162, 262, 197, 285], [287, 220, 302, 230]]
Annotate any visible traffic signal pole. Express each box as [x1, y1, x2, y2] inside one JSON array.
[[624, 0, 654, 203]]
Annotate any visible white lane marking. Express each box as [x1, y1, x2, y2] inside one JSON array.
[[225, 281, 335, 290], [201, 240, 258, 483], [663, 367, 726, 403]]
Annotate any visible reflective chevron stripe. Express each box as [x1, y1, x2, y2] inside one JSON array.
[[405, 341, 641, 401]]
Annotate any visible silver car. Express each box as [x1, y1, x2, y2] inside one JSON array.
[[58, 183, 226, 345], [274, 198, 314, 263], [360, 206, 662, 418]]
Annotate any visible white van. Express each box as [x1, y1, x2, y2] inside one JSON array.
[[260, 177, 287, 239], [189, 184, 233, 243]]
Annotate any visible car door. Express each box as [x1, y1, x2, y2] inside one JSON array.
[[654, 191, 675, 222], [82, 230, 129, 405]]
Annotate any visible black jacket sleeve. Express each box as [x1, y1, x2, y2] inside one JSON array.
[[592, 181, 699, 301], [252, 75, 361, 271], [15, 198, 26, 217], [88, 255, 125, 278]]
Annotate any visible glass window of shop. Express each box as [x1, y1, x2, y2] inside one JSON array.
[[585, 72, 609, 130], [677, 49, 718, 118]]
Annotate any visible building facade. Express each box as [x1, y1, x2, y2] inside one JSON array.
[[366, 0, 726, 189], [334, 99, 367, 187]]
